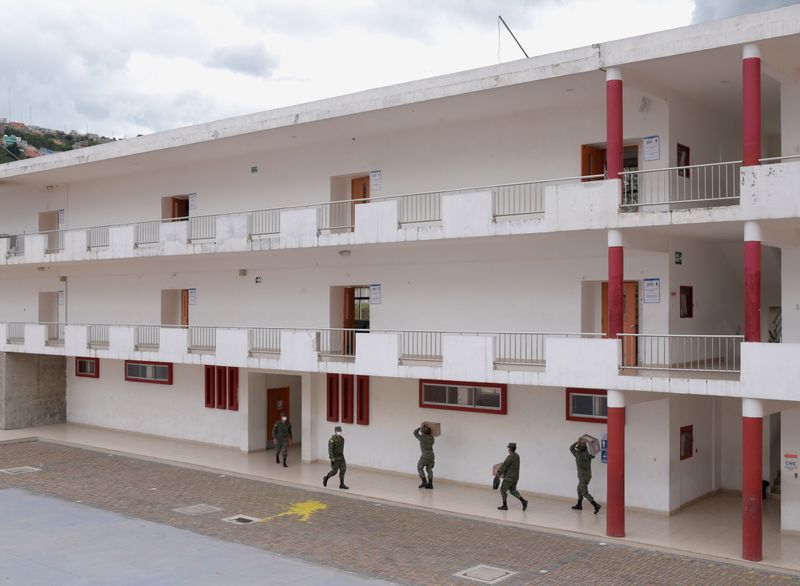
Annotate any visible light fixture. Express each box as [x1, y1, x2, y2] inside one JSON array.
[[45, 185, 54, 191], [338, 249, 351, 257]]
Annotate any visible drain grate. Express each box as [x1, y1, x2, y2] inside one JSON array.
[[454, 565, 517, 584], [222, 514, 259, 525], [0, 466, 42, 475], [172, 504, 224, 516]]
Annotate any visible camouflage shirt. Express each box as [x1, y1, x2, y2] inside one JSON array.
[[272, 420, 292, 442], [570, 442, 594, 481], [413, 428, 435, 455], [498, 452, 520, 483], [328, 435, 345, 460]]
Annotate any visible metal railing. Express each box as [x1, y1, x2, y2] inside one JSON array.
[[134, 220, 160, 246], [398, 330, 442, 361], [86, 226, 110, 248], [759, 154, 800, 164], [45, 322, 64, 343], [249, 209, 280, 237], [317, 201, 356, 233], [494, 332, 603, 365], [88, 323, 110, 347], [317, 328, 360, 357], [188, 215, 216, 241], [619, 333, 743, 373], [620, 161, 741, 209], [135, 325, 160, 349], [188, 326, 216, 352], [6, 322, 25, 343], [249, 327, 281, 354], [45, 230, 65, 253], [7, 234, 25, 256]]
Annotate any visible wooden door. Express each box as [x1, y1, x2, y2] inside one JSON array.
[[601, 281, 639, 366], [343, 287, 356, 354], [581, 145, 606, 181], [180, 289, 189, 327], [267, 387, 290, 444], [171, 197, 189, 220], [350, 176, 370, 228]]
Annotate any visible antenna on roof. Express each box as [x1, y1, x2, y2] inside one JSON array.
[[498, 15, 529, 59]]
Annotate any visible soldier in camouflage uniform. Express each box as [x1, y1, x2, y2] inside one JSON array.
[[495, 442, 528, 511], [413, 425, 435, 489], [570, 437, 601, 514], [323, 425, 348, 490], [272, 413, 292, 467]]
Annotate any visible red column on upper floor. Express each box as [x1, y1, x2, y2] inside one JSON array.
[[606, 68, 623, 180], [607, 230, 623, 340], [744, 222, 761, 343], [742, 399, 763, 562], [606, 390, 625, 538], [743, 44, 761, 167]]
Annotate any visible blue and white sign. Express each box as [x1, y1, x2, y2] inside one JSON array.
[[601, 432, 608, 464], [643, 278, 660, 303]]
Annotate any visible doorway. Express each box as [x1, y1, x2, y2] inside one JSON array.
[[581, 144, 639, 196], [162, 196, 189, 222], [601, 281, 639, 366], [351, 175, 370, 227], [161, 289, 189, 326], [266, 386, 290, 449], [39, 291, 63, 342], [342, 286, 370, 354], [39, 210, 62, 252]]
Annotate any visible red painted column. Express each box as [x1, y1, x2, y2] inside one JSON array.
[[606, 68, 623, 180], [743, 44, 761, 167], [744, 222, 761, 344], [606, 390, 625, 538], [608, 230, 623, 340], [742, 399, 763, 562]]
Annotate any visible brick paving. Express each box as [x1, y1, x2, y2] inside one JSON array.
[[0, 440, 797, 586]]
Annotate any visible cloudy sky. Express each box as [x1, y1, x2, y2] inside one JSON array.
[[3, 0, 796, 137]]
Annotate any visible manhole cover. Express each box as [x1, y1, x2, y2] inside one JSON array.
[[222, 514, 259, 525], [454, 565, 517, 584], [173, 504, 224, 516], [0, 466, 42, 475]]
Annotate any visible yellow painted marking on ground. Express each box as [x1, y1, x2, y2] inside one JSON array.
[[257, 500, 328, 523]]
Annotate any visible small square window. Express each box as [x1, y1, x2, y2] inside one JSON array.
[[680, 425, 694, 460], [75, 357, 99, 379], [680, 286, 693, 318], [566, 389, 607, 423]]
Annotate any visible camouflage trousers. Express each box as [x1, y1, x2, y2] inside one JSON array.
[[325, 458, 347, 480], [577, 478, 595, 503], [500, 480, 523, 500], [417, 455, 434, 481], [275, 441, 288, 460]]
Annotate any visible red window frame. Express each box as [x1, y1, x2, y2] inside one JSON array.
[[215, 366, 227, 409], [356, 376, 370, 425], [565, 388, 608, 423], [75, 357, 100, 379], [326, 373, 339, 422], [227, 367, 239, 411], [341, 374, 354, 424], [418, 379, 507, 415], [680, 285, 694, 318], [680, 425, 694, 460], [124, 360, 173, 385], [204, 365, 215, 407]]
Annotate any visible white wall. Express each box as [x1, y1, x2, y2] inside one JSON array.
[[66, 359, 245, 448], [782, 247, 800, 343], [669, 395, 715, 509], [781, 406, 800, 532], [781, 82, 800, 158]]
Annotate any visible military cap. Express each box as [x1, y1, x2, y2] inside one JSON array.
[[335, 425, 342, 432], [507, 442, 517, 449]]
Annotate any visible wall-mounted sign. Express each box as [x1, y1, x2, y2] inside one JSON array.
[[188, 288, 197, 305], [601, 432, 608, 464], [57, 290, 65, 305], [58, 209, 65, 226], [643, 135, 660, 161], [188, 193, 197, 211], [255, 276, 262, 284], [643, 278, 661, 304], [369, 283, 381, 305], [785, 452, 798, 471], [674, 251, 683, 265], [369, 170, 382, 193]]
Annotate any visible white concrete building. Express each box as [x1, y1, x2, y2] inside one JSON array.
[[1, 6, 800, 563]]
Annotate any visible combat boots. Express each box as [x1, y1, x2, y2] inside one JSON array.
[[425, 480, 433, 490], [592, 501, 602, 514], [418, 477, 427, 489], [572, 499, 583, 510], [521, 498, 528, 511], [497, 499, 508, 510], [282, 455, 287, 468], [339, 475, 349, 490], [323, 475, 329, 487], [275, 453, 280, 464]]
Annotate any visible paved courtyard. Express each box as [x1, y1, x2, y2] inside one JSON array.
[[0, 440, 797, 585]]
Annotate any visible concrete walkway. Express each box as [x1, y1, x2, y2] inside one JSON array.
[[1, 423, 798, 573], [0, 488, 391, 585]]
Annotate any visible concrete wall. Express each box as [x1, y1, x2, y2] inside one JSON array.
[[0, 352, 66, 429], [782, 406, 800, 532]]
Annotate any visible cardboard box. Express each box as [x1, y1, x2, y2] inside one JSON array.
[[422, 421, 441, 437], [492, 462, 504, 476], [581, 434, 601, 457]]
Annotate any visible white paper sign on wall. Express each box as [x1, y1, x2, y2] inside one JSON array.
[[369, 284, 381, 304], [57, 290, 65, 305], [643, 278, 660, 303], [58, 209, 65, 225], [188, 288, 197, 305], [188, 193, 197, 211], [643, 135, 660, 161], [369, 170, 382, 193]]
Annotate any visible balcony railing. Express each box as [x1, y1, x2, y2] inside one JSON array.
[[6, 235, 24, 256], [45, 230, 65, 253], [188, 326, 216, 352], [249, 327, 281, 354], [188, 215, 216, 241], [88, 323, 110, 348], [619, 333, 743, 373], [87, 226, 110, 248], [318, 328, 359, 357], [44, 322, 64, 344], [135, 325, 160, 349], [6, 322, 25, 344], [134, 220, 160, 246], [620, 161, 741, 210]]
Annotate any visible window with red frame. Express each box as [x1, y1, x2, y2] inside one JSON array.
[[204, 366, 239, 411], [75, 357, 99, 379], [356, 376, 370, 425], [419, 379, 507, 414], [680, 425, 694, 460], [124, 360, 172, 385], [341, 375, 354, 424], [566, 389, 607, 423]]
